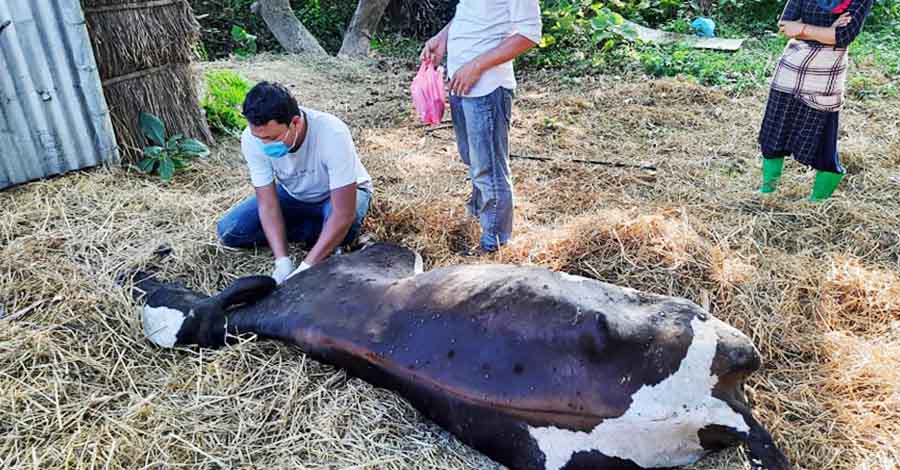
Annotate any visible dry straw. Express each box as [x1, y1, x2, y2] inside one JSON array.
[[1, 54, 898, 469]]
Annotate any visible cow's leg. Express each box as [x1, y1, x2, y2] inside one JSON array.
[[141, 276, 276, 349]]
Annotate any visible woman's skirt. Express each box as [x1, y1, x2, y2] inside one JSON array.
[[758, 89, 843, 173]]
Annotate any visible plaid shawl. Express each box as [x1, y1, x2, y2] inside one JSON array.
[[770, 39, 849, 112]]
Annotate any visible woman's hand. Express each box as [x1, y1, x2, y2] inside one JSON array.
[[832, 12, 852, 28], [778, 20, 806, 38]]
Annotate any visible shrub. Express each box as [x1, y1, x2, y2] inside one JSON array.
[[139, 113, 210, 182], [203, 70, 253, 138], [190, 0, 357, 58]]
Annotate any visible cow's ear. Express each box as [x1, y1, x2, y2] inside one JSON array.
[[212, 276, 277, 310]]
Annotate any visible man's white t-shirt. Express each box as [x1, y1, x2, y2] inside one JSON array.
[[240, 107, 373, 203], [447, 0, 542, 98]]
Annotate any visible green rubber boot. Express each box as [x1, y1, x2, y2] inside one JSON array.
[[759, 157, 785, 194], [809, 170, 844, 201]]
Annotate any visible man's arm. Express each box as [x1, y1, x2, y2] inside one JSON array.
[[449, 0, 541, 96], [421, 21, 452, 65], [448, 34, 538, 96], [255, 183, 290, 259], [304, 183, 357, 266]]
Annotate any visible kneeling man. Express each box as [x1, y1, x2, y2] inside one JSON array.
[[217, 81, 373, 284]]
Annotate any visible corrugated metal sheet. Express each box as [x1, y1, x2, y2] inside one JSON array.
[[0, 0, 118, 190]]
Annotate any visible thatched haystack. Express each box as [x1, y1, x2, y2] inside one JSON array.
[[82, 0, 212, 159]]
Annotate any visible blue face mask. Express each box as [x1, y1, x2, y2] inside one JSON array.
[[259, 123, 295, 159], [262, 141, 290, 159]]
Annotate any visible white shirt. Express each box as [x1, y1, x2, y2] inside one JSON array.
[[240, 108, 372, 203], [447, 0, 542, 98]]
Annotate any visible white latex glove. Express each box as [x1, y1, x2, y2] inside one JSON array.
[[286, 261, 312, 281], [272, 256, 294, 285]]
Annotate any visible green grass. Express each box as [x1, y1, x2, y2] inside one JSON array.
[[203, 70, 253, 138], [847, 25, 900, 98], [633, 35, 786, 94]]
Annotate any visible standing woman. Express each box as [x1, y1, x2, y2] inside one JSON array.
[[757, 0, 875, 200]]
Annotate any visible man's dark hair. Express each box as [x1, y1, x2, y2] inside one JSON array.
[[242, 81, 300, 126]]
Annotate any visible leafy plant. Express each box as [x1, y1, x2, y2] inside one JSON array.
[[139, 112, 210, 182], [203, 70, 252, 137], [635, 37, 778, 90], [191, 0, 358, 59], [525, 0, 637, 69], [230, 25, 257, 57], [871, 0, 900, 27]]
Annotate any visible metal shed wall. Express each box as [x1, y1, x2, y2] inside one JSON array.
[[0, 0, 118, 191]]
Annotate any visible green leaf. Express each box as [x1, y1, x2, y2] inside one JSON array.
[[539, 34, 558, 48], [231, 25, 247, 42], [143, 146, 163, 158], [179, 138, 210, 157], [158, 157, 175, 182], [139, 112, 166, 146], [138, 158, 157, 173]]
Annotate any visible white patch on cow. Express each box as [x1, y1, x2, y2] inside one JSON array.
[[558, 271, 591, 283], [142, 305, 186, 348], [528, 316, 749, 470], [413, 250, 424, 275]]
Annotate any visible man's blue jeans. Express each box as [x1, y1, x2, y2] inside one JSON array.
[[449, 87, 514, 251], [217, 184, 371, 249]]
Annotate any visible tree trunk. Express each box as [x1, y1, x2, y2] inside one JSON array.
[[251, 0, 327, 55], [338, 0, 391, 57]]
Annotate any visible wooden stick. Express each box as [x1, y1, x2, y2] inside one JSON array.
[[510, 154, 657, 171], [424, 124, 454, 133], [416, 119, 452, 128]]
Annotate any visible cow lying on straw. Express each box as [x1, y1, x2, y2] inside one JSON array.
[[130, 243, 790, 470]]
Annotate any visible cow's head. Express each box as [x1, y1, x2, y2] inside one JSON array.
[[131, 271, 276, 348]]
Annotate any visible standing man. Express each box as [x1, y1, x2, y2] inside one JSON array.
[[217, 81, 373, 284], [421, 1, 542, 255]]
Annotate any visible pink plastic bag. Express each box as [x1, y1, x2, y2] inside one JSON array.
[[410, 59, 446, 126]]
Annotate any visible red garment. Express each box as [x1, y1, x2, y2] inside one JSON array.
[[832, 0, 852, 13]]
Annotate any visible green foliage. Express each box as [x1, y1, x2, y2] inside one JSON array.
[[203, 70, 253, 138], [230, 25, 258, 57], [139, 112, 210, 182], [523, 0, 637, 69], [370, 33, 422, 59], [714, 0, 783, 32], [296, 0, 358, 53], [190, 0, 357, 59], [871, 0, 900, 27], [636, 36, 785, 92]]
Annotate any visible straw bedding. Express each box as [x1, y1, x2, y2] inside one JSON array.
[[1, 53, 898, 469]]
